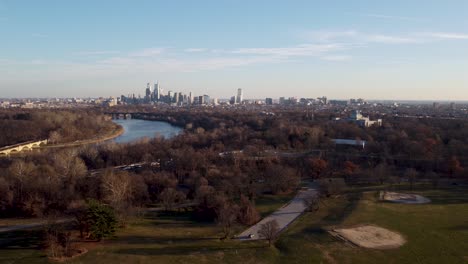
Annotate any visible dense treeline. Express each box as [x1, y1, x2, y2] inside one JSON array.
[[0, 109, 118, 147], [0, 106, 467, 224]]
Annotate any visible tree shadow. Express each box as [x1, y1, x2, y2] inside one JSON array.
[[0, 229, 44, 249], [110, 235, 220, 245], [320, 192, 362, 225], [446, 224, 468, 231], [114, 244, 267, 256], [423, 188, 468, 204]]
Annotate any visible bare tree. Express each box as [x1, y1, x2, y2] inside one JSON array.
[[302, 195, 320, 212], [215, 200, 239, 239], [101, 170, 131, 201], [101, 170, 133, 225], [159, 187, 185, 211], [9, 160, 35, 202], [265, 165, 299, 194], [258, 219, 280, 247], [53, 149, 87, 190], [0, 177, 13, 211], [375, 163, 389, 185], [426, 171, 439, 189], [405, 168, 418, 190], [238, 195, 260, 225]]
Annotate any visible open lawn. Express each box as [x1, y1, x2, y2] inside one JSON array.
[[0, 187, 467, 264], [278, 186, 468, 264]]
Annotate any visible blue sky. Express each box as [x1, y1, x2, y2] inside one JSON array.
[[1, 0, 468, 99]]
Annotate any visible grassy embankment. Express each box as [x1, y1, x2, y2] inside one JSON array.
[[1, 186, 467, 264]]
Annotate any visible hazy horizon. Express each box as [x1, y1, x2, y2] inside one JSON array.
[[1, 1, 468, 100]]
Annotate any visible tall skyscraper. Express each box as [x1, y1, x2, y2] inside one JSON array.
[[145, 83, 152, 102], [203, 95, 210, 105], [153, 82, 160, 101], [236, 88, 243, 104]]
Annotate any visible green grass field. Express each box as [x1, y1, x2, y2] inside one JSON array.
[[1, 187, 467, 264]]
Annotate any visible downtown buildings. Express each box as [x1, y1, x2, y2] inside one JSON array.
[[121, 83, 247, 107]]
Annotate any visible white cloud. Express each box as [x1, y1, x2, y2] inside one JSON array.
[[303, 30, 419, 45], [422, 32, 468, 40], [230, 44, 344, 57], [363, 14, 423, 22], [321, 55, 352, 61], [184, 48, 207, 52], [303, 30, 357, 42], [76, 51, 120, 56], [129, 47, 165, 57], [366, 34, 419, 44]]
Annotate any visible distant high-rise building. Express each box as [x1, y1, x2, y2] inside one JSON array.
[[236, 88, 243, 104], [145, 83, 152, 102], [317, 96, 327, 105], [193, 96, 199, 105], [265, 98, 273, 105], [203, 95, 210, 105], [153, 82, 160, 101], [188, 92, 193, 104]]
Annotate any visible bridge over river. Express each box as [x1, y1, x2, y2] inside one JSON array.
[[0, 139, 48, 156]]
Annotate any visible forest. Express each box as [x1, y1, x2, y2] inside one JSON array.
[[0, 106, 467, 247], [0, 109, 119, 147]]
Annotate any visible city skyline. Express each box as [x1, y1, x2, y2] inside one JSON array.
[[1, 1, 468, 100]]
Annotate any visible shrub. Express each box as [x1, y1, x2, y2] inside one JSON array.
[[85, 199, 117, 241]]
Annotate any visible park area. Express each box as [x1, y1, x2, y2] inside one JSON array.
[[0, 186, 467, 264]]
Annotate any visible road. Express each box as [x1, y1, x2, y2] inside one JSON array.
[[237, 186, 318, 240]]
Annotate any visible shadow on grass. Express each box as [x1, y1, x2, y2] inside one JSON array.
[[446, 224, 468, 231], [114, 244, 267, 256], [320, 192, 362, 225], [276, 192, 364, 250], [423, 188, 468, 204], [0, 229, 44, 249], [139, 210, 210, 225], [111, 235, 220, 245]]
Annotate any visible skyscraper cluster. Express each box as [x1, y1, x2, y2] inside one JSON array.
[[120, 82, 219, 106], [229, 88, 243, 105]]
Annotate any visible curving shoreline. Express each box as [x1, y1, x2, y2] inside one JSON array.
[[42, 124, 124, 149]]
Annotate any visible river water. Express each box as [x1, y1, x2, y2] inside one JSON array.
[[112, 119, 182, 143]]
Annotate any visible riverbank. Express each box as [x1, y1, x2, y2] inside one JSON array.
[[43, 124, 124, 149]]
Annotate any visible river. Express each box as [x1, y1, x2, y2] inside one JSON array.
[[112, 119, 182, 143]]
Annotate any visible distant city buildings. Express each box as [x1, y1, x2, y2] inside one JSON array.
[[120, 82, 223, 106], [236, 88, 243, 104], [348, 110, 382, 127]]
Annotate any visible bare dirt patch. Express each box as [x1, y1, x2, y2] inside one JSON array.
[[380, 191, 431, 204], [331, 225, 406, 249]]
